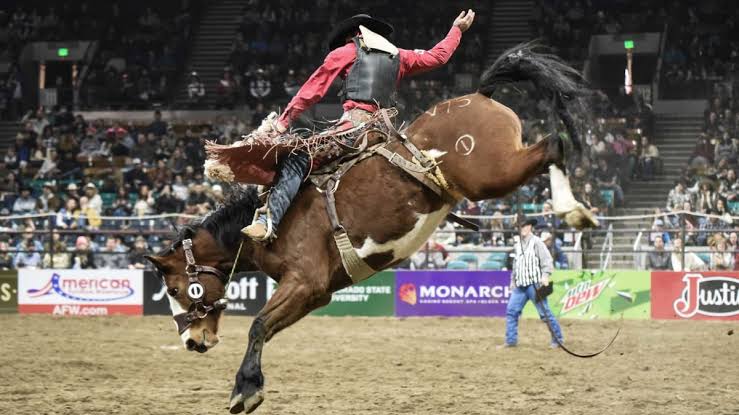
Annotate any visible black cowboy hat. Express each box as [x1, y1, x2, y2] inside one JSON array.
[[516, 213, 538, 228], [326, 14, 394, 51]]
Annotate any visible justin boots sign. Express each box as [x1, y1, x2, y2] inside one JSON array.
[[651, 272, 739, 320]]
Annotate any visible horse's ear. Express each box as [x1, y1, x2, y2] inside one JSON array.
[[144, 255, 167, 272]]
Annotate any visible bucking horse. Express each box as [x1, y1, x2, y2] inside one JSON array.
[[145, 44, 598, 413]]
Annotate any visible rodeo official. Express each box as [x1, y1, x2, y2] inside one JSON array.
[[502, 214, 564, 348]]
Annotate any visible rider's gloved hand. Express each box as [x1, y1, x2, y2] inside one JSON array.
[[255, 112, 288, 135]]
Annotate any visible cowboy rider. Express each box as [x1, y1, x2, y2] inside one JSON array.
[[242, 10, 476, 241]]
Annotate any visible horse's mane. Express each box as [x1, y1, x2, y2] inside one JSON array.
[[174, 186, 261, 251]]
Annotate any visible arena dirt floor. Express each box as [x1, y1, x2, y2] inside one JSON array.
[[1, 315, 737, 415]]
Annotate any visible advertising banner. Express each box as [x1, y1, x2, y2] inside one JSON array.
[[395, 271, 511, 317], [143, 271, 171, 315], [144, 271, 269, 316], [18, 269, 143, 316], [314, 271, 395, 316], [523, 270, 651, 319], [222, 272, 268, 316], [0, 271, 18, 313], [651, 272, 739, 320]]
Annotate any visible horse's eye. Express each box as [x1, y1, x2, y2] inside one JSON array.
[[167, 287, 179, 297]]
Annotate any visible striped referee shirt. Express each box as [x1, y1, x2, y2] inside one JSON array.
[[511, 234, 554, 287]]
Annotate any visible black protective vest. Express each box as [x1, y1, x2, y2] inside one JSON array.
[[343, 37, 400, 107]]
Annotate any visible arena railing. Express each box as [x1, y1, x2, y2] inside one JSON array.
[[599, 224, 614, 270], [429, 210, 738, 271], [0, 212, 198, 269], [0, 211, 737, 271]]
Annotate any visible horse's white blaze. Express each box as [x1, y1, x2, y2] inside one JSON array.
[[167, 294, 192, 346], [357, 205, 451, 262]]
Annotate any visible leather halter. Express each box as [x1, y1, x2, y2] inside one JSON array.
[[172, 238, 230, 335]]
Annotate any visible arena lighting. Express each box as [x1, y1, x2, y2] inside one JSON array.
[[57, 47, 69, 57], [624, 40, 634, 50]]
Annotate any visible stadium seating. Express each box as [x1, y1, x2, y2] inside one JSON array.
[[446, 261, 470, 270], [600, 190, 615, 208], [479, 261, 503, 270]]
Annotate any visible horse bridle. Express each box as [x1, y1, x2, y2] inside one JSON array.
[[172, 238, 231, 335]]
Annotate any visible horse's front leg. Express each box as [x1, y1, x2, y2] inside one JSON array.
[[229, 275, 331, 414], [230, 316, 267, 414]]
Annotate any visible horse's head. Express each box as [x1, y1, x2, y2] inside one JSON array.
[[145, 227, 236, 353]]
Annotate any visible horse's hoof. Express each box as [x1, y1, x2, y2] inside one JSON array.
[[564, 203, 599, 229], [229, 389, 264, 414]]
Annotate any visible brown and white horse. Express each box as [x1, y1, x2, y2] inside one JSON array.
[[146, 44, 595, 414]]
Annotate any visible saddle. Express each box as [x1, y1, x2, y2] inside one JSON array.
[[204, 109, 477, 282], [205, 109, 403, 184]]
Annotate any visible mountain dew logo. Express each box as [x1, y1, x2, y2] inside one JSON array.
[[555, 270, 640, 317], [522, 270, 649, 320], [560, 277, 612, 314]]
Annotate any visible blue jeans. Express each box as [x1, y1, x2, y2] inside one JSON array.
[[256, 152, 310, 229], [505, 284, 563, 346], [255, 111, 367, 231]]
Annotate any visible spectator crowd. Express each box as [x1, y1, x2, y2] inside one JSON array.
[[643, 82, 739, 272], [0, 1, 736, 272], [0, 106, 245, 270], [212, 0, 488, 117], [661, 1, 739, 99], [0, 0, 200, 114]]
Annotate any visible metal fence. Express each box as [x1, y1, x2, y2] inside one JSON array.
[[0, 211, 737, 271]]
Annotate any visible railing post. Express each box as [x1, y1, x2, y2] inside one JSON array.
[[680, 212, 686, 271], [48, 213, 55, 268], [424, 242, 430, 270]]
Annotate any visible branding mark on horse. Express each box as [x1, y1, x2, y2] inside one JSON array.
[[455, 134, 475, 156], [442, 101, 452, 114], [455, 97, 472, 107], [426, 98, 471, 117]]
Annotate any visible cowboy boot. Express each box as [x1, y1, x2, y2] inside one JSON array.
[[242, 152, 310, 241]]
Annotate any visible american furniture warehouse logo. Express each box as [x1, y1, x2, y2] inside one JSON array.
[[673, 274, 739, 318], [27, 273, 134, 302]]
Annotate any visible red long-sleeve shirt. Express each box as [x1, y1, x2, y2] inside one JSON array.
[[277, 26, 463, 127]]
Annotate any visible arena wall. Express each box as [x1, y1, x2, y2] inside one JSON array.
[[3, 270, 738, 321]]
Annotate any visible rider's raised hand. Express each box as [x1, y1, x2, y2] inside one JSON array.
[[453, 9, 475, 32]]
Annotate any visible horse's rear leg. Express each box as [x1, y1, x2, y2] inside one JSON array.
[[549, 164, 599, 228], [229, 276, 331, 414], [538, 135, 566, 174], [538, 136, 599, 229]]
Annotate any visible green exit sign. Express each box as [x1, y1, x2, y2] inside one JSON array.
[[624, 40, 634, 50], [57, 48, 69, 57]]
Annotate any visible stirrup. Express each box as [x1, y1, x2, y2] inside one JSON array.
[[244, 206, 275, 243]]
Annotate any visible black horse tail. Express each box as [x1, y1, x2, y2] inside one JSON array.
[[478, 41, 589, 155]]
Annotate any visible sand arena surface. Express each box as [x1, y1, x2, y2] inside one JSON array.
[[1, 315, 737, 415]]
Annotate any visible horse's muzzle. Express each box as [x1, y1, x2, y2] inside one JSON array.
[[186, 338, 210, 353]]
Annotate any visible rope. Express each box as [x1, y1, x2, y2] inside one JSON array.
[[418, 149, 452, 192], [534, 283, 621, 358], [226, 240, 245, 286]]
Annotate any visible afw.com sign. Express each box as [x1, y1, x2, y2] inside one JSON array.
[[18, 269, 143, 316]]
